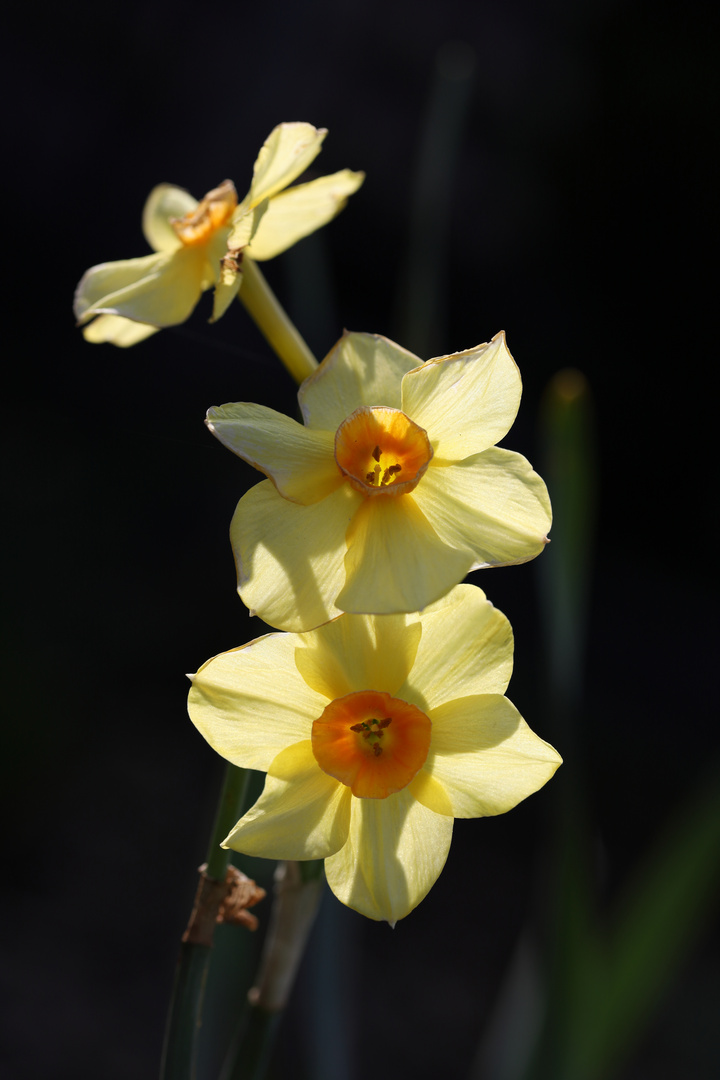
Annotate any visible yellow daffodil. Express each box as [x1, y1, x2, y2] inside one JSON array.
[[73, 123, 364, 346], [188, 585, 561, 923], [207, 330, 552, 631]]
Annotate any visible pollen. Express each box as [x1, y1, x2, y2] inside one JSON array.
[[311, 690, 431, 799], [334, 407, 433, 497], [170, 180, 238, 247]]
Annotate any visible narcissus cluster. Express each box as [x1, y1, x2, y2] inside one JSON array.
[[75, 119, 560, 924]]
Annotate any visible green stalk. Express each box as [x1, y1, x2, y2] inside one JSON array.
[[239, 258, 318, 385], [160, 764, 250, 1080], [221, 860, 326, 1080]]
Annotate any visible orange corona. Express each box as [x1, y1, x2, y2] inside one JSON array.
[[170, 180, 238, 247], [311, 689, 431, 799], [334, 407, 433, 497]]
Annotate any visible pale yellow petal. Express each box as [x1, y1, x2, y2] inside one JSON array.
[[188, 634, 327, 770], [294, 612, 421, 701], [248, 122, 327, 206], [82, 314, 159, 347], [401, 332, 521, 461], [412, 450, 551, 568], [210, 265, 242, 322], [425, 696, 562, 817], [338, 494, 473, 615], [407, 768, 454, 815], [223, 741, 351, 859], [142, 183, 197, 253], [207, 403, 342, 504], [396, 584, 514, 711], [247, 169, 365, 260], [324, 788, 453, 922], [74, 253, 167, 322], [225, 197, 268, 259], [231, 480, 362, 632], [74, 247, 208, 328], [299, 332, 423, 432]]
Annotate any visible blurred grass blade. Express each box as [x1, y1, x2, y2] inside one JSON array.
[[571, 763, 720, 1079], [395, 40, 476, 358], [538, 367, 597, 720]]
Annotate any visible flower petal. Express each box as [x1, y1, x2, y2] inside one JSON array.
[[224, 197, 268, 263], [324, 787, 453, 922], [407, 768, 454, 815], [224, 741, 351, 859], [231, 479, 362, 632], [210, 265, 242, 323], [74, 246, 208, 328], [247, 169, 365, 260], [401, 332, 521, 461], [248, 122, 327, 206], [74, 252, 167, 322], [412, 449, 551, 568], [426, 695, 562, 817], [294, 612, 421, 701], [338, 494, 473, 615], [207, 403, 342, 504], [299, 332, 423, 432], [82, 314, 160, 347], [396, 584, 514, 711], [188, 634, 327, 770], [142, 183, 197, 253]]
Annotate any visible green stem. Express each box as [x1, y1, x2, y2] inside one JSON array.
[[221, 860, 325, 1080], [206, 765, 251, 882], [239, 258, 318, 385], [160, 764, 250, 1080]]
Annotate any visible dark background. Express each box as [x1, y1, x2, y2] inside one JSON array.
[[2, 1, 717, 1078]]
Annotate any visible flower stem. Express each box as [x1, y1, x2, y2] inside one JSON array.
[[221, 860, 325, 1080], [160, 764, 250, 1080], [239, 258, 318, 385]]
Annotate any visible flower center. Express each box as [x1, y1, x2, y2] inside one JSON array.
[[170, 180, 238, 247], [334, 407, 433, 497], [311, 690, 431, 799]]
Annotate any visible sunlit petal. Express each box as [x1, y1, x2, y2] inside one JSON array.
[[207, 403, 341, 504], [231, 480, 362, 632], [247, 169, 365, 260], [294, 612, 421, 701], [188, 634, 327, 770], [142, 183, 197, 253], [248, 122, 327, 206], [338, 494, 472, 614], [402, 332, 521, 461], [299, 332, 422, 432], [74, 253, 167, 323], [75, 247, 208, 328], [396, 584, 514, 711], [210, 266, 242, 323], [325, 788, 453, 922], [413, 450, 551, 568], [426, 696, 562, 817], [224, 741, 351, 859], [82, 314, 160, 347]]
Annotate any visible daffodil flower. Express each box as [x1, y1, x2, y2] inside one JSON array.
[[207, 330, 552, 631], [188, 585, 561, 923], [73, 123, 364, 346]]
